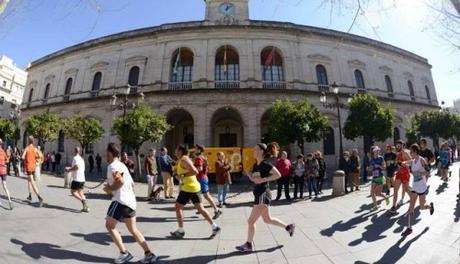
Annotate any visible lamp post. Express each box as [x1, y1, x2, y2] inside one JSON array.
[[110, 85, 145, 120], [319, 82, 351, 157]]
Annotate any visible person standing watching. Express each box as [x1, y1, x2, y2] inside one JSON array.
[[96, 153, 102, 173], [315, 151, 326, 194], [55, 151, 62, 174], [88, 154, 95, 174], [292, 154, 305, 199], [0, 139, 13, 210], [275, 151, 292, 201], [159, 147, 175, 199], [66, 147, 89, 212], [144, 148, 159, 199], [215, 152, 232, 207], [22, 136, 44, 207], [305, 153, 319, 199], [350, 149, 361, 191], [121, 152, 136, 176], [103, 143, 159, 264], [339, 151, 352, 193]]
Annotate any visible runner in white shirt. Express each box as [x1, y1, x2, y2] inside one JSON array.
[[103, 143, 158, 264], [65, 147, 89, 212]]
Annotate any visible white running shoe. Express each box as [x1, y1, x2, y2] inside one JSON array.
[[114, 251, 133, 264]]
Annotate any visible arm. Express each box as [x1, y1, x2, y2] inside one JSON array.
[[103, 171, 125, 193], [180, 157, 199, 177]]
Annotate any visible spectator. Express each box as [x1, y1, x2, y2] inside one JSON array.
[[275, 151, 292, 201], [51, 151, 56, 172], [95, 153, 102, 173], [350, 149, 361, 191], [55, 151, 62, 174], [292, 154, 305, 199], [88, 154, 94, 173], [339, 151, 353, 193], [121, 152, 135, 176], [315, 151, 326, 194], [159, 147, 175, 199], [305, 153, 319, 199], [215, 152, 232, 207], [144, 148, 159, 199]]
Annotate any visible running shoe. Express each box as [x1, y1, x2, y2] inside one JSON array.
[[26, 195, 32, 202], [429, 202, 434, 215], [385, 196, 390, 206], [170, 230, 185, 239], [82, 206, 90, 213], [8, 201, 13, 210], [141, 253, 159, 264], [388, 207, 398, 214], [286, 224, 296, 237], [401, 228, 413, 237], [213, 210, 222, 220], [114, 251, 133, 264], [371, 205, 379, 212], [236, 242, 253, 253], [211, 226, 221, 238]]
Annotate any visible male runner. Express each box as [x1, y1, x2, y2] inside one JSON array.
[[65, 147, 89, 212], [389, 140, 411, 214], [0, 139, 13, 209], [22, 136, 43, 207]]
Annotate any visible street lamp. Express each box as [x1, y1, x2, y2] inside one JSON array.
[[320, 82, 352, 157], [110, 85, 144, 120]]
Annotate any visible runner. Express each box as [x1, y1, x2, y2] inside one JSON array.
[[383, 144, 397, 196], [439, 142, 451, 183], [103, 143, 158, 264], [368, 146, 389, 211], [22, 136, 44, 207], [0, 139, 13, 210], [65, 147, 89, 212], [236, 143, 295, 252], [170, 144, 221, 239], [401, 144, 434, 236], [194, 144, 222, 219], [389, 140, 411, 214]]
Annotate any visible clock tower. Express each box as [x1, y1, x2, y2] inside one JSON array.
[[205, 0, 249, 25]]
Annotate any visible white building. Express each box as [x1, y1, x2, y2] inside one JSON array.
[[0, 55, 27, 118]]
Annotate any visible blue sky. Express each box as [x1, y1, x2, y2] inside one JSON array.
[[1, 0, 458, 105]]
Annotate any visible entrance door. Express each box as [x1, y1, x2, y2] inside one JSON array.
[[219, 134, 237, 147]]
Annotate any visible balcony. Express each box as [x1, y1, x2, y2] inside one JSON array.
[[262, 81, 286, 89], [168, 82, 192, 91], [215, 80, 240, 89], [357, 88, 367, 94]]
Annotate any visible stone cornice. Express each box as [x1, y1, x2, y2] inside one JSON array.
[[28, 20, 431, 69]]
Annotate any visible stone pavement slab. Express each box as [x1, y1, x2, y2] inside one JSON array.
[[0, 163, 459, 264]]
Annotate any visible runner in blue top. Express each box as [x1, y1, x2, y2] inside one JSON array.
[[439, 142, 451, 183], [368, 146, 390, 211]]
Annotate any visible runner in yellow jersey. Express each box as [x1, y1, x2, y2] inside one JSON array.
[[170, 144, 221, 239]]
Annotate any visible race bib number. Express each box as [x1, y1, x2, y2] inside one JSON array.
[[372, 170, 379, 177]]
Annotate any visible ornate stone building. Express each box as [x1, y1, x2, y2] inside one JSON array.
[[21, 0, 438, 166]]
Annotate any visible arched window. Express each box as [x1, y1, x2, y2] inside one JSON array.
[[215, 46, 240, 88], [316, 65, 329, 91], [58, 130, 65, 152], [261, 46, 284, 89], [128, 66, 140, 93], [425, 85, 431, 102], [355, 70, 365, 93], [91, 72, 102, 97], [385, 75, 393, 97], [408, 80, 415, 101], [64, 78, 72, 101], [323, 127, 335, 155], [394, 127, 401, 145], [43, 83, 50, 104], [169, 48, 194, 90]]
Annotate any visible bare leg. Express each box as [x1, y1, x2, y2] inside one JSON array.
[[392, 180, 401, 207], [260, 205, 288, 228], [105, 218, 126, 253], [27, 175, 41, 197], [194, 203, 215, 225], [371, 184, 377, 207], [79, 189, 86, 201], [2, 181, 11, 202], [71, 190, 83, 201], [203, 192, 218, 211], [125, 217, 151, 252], [246, 205, 263, 243], [175, 203, 184, 228]]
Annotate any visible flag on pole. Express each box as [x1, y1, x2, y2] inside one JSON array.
[[223, 46, 228, 76], [264, 47, 275, 67], [173, 48, 181, 75]]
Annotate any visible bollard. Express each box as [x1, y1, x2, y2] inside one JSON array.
[[64, 171, 72, 188], [332, 170, 345, 197]]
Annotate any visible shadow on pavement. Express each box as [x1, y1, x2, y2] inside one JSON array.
[[158, 245, 283, 264], [46, 185, 67, 189], [72, 231, 218, 243], [136, 216, 200, 223], [43, 203, 82, 213], [10, 239, 113, 263], [372, 227, 429, 264], [435, 183, 448, 195], [320, 210, 380, 237], [454, 200, 460, 222], [85, 192, 111, 200]]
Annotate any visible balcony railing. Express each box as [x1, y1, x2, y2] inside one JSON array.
[[262, 81, 286, 89], [215, 80, 240, 89], [168, 82, 192, 91]]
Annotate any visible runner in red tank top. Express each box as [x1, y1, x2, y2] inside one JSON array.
[[389, 140, 411, 214]]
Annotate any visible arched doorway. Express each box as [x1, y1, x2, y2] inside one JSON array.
[[260, 109, 272, 143], [211, 107, 243, 147], [165, 109, 194, 151]]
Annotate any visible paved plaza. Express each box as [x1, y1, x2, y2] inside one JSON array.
[[0, 165, 459, 264]]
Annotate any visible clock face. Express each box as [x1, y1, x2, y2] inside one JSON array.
[[219, 3, 236, 16]]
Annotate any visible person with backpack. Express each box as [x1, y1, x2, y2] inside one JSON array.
[[193, 145, 222, 220], [0, 139, 13, 210]]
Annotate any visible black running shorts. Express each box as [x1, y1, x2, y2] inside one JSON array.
[[70, 181, 85, 190], [176, 191, 202, 206], [106, 201, 136, 222]]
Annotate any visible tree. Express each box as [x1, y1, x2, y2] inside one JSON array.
[[269, 99, 329, 154], [62, 115, 104, 155], [112, 103, 171, 179], [0, 118, 16, 142], [407, 109, 457, 150], [24, 111, 60, 149], [343, 94, 395, 152]]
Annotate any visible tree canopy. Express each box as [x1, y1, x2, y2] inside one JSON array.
[[24, 111, 60, 146], [0, 118, 16, 142], [63, 115, 104, 152]]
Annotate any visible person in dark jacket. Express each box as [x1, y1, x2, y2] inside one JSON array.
[[339, 151, 353, 193], [315, 151, 326, 194]]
